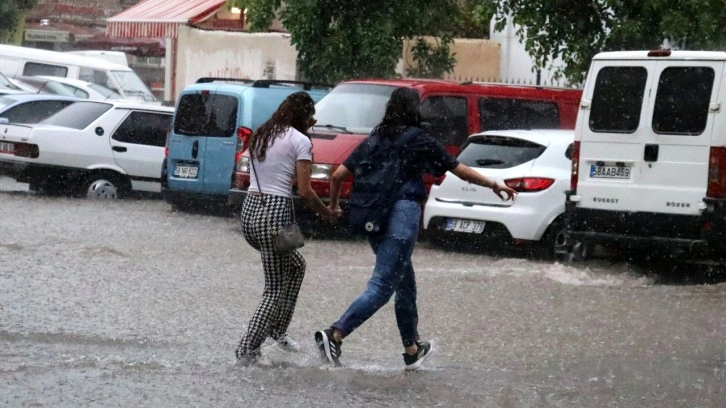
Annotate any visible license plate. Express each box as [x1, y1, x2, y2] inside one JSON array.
[[0, 141, 13, 154], [173, 165, 198, 178], [445, 218, 485, 234], [590, 165, 631, 179]]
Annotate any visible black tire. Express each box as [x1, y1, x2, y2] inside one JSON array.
[[536, 220, 566, 260]]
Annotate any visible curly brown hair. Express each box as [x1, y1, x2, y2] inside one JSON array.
[[248, 91, 315, 161]]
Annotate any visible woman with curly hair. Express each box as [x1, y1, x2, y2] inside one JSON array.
[[235, 91, 337, 364]]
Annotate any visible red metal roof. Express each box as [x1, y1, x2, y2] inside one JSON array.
[[106, 0, 226, 38]]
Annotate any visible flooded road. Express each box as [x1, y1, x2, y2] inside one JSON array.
[[1, 177, 725, 407]]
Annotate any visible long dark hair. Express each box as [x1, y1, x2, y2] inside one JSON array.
[[374, 87, 421, 138], [249, 91, 315, 161]]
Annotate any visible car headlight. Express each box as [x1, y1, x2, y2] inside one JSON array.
[[237, 156, 250, 172], [311, 163, 333, 179]]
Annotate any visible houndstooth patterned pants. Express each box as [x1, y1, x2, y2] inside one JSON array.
[[236, 193, 306, 357]]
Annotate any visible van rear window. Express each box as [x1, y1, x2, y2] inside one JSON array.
[[590, 66, 647, 133], [174, 93, 238, 137], [653, 67, 714, 135], [457, 135, 546, 169], [479, 98, 560, 131]]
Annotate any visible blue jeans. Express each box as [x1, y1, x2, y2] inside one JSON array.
[[332, 199, 421, 347]]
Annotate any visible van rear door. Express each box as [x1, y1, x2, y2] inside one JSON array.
[[167, 90, 239, 194], [576, 58, 722, 215]]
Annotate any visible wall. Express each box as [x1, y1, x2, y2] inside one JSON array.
[[175, 26, 298, 98], [400, 37, 500, 82], [28, 0, 129, 26], [489, 15, 568, 86]]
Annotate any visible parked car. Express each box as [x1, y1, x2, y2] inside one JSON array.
[[163, 78, 330, 211], [229, 78, 583, 231], [0, 94, 82, 124], [423, 129, 574, 257], [10, 76, 123, 101], [565, 49, 726, 261], [0, 99, 173, 198], [0, 44, 156, 103]]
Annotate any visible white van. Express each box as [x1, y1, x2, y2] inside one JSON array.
[[66, 50, 129, 67], [564, 50, 726, 260], [0, 44, 155, 103]]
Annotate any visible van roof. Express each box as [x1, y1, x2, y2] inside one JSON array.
[[594, 50, 726, 61], [0, 44, 133, 71], [343, 78, 582, 99], [181, 79, 331, 95]]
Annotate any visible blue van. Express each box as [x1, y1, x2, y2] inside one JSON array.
[[162, 78, 329, 210]]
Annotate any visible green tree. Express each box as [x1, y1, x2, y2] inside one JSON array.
[[232, 0, 461, 83], [0, 0, 38, 43], [485, 0, 726, 85]]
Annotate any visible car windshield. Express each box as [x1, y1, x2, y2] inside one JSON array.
[[313, 83, 396, 134], [87, 83, 122, 100], [0, 72, 15, 89], [39, 101, 112, 129], [110, 70, 156, 102]]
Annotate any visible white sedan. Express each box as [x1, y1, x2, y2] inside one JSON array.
[[0, 100, 173, 199], [423, 129, 574, 258]]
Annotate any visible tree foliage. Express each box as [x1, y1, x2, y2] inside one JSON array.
[[406, 34, 457, 79], [486, 0, 726, 84], [232, 0, 461, 83], [0, 0, 38, 43]]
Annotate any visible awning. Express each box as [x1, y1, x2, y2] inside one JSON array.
[[106, 0, 226, 38], [75, 34, 166, 57]]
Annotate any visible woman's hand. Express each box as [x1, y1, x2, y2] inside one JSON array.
[[323, 204, 343, 223], [492, 182, 517, 202]]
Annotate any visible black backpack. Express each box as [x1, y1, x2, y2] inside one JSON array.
[[347, 126, 422, 235]]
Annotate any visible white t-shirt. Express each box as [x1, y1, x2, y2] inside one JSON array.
[[248, 127, 313, 198]]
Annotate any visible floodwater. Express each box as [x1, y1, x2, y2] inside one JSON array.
[[1, 177, 725, 407]]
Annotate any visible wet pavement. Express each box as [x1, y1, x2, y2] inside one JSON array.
[[1, 176, 725, 407]]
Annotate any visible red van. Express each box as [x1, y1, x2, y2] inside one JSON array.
[[229, 78, 582, 228]]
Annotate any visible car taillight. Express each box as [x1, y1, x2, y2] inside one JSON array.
[[432, 175, 446, 186], [164, 127, 171, 158], [707, 146, 726, 198], [504, 177, 555, 192], [236, 126, 252, 162], [570, 141, 580, 191], [14, 143, 39, 158]]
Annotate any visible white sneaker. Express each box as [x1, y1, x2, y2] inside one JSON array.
[[276, 333, 301, 352]]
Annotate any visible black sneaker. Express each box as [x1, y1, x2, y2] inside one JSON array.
[[403, 341, 433, 371], [314, 328, 342, 366]]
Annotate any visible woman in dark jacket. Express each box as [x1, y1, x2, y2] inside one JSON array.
[[315, 87, 517, 370]]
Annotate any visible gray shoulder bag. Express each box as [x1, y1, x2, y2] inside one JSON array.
[[250, 154, 305, 252]]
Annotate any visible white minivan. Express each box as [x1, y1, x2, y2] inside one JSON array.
[[565, 50, 726, 260], [0, 44, 156, 103]]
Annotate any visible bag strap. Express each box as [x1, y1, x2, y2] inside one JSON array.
[[249, 151, 296, 224]]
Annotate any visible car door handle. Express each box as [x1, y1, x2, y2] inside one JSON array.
[[644, 144, 659, 162], [112, 146, 127, 152], [192, 140, 199, 159]]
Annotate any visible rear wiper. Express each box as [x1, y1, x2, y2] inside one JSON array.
[[313, 124, 352, 134], [475, 159, 504, 167]]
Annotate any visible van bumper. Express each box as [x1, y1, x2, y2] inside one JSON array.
[[564, 195, 726, 255], [162, 187, 228, 207]]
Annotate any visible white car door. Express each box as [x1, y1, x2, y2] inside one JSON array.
[[110, 109, 171, 191]]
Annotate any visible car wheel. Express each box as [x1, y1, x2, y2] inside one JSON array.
[[553, 230, 591, 263], [82, 174, 126, 200]]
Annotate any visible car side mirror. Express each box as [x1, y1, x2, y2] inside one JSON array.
[[0, 117, 9, 124]]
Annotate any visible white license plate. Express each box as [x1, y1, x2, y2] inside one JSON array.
[[445, 218, 485, 234], [0, 141, 13, 154], [173, 165, 198, 178], [590, 165, 631, 179]]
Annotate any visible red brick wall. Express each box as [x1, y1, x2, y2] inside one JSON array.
[[28, 0, 141, 27]]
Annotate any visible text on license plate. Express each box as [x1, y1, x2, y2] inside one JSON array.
[[0, 141, 13, 154], [173, 165, 198, 178], [445, 218, 485, 234], [590, 165, 631, 179]]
